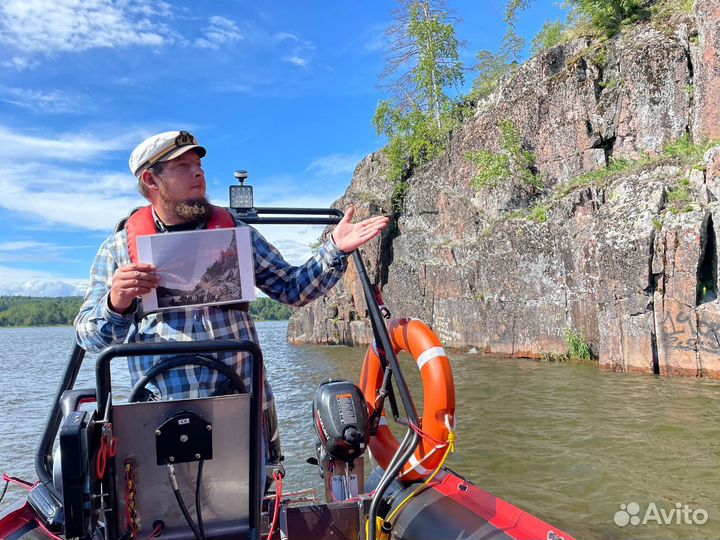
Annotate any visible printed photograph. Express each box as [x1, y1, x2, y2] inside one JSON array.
[[138, 227, 255, 312]]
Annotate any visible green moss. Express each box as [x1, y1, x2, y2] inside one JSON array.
[[560, 136, 719, 198], [309, 240, 322, 254], [652, 217, 663, 231], [527, 203, 548, 223], [592, 46, 608, 68], [559, 157, 637, 196], [666, 179, 694, 214], [599, 76, 623, 91]]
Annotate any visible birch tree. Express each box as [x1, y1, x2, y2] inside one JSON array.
[[373, 0, 464, 182]]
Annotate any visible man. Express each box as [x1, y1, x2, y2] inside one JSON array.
[[75, 130, 389, 462]]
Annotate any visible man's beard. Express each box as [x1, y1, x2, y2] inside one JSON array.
[[159, 187, 212, 222]]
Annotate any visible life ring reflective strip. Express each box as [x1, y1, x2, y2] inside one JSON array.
[[359, 318, 455, 482]]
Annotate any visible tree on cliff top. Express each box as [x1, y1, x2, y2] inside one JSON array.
[[505, 0, 651, 42], [373, 0, 464, 183]]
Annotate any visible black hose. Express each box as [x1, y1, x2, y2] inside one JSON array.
[[367, 429, 420, 540], [196, 459, 205, 539], [167, 464, 205, 540], [0, 479, 8, 505]]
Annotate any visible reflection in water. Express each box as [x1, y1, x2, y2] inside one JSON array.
[[1, 322, 719, 539]]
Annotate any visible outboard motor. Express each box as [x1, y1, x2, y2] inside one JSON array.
[[312, 379, 368, 502]]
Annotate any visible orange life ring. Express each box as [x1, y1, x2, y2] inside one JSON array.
[[359, 318, 455, 482]]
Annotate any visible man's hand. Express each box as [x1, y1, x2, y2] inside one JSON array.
[[331, 207, 390, 253], [109, 263, 159, 314]]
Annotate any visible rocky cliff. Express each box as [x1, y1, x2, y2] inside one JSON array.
[[288, 0, 720, 378]]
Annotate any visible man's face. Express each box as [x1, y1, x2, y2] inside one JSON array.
[[155, 150, 206, 202], [145, 149, 210, 223]]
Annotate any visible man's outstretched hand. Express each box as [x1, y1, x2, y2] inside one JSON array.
[[331, 207, 390, 254]]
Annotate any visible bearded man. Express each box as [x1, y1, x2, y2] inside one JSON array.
[[75, 130, 388, 464]]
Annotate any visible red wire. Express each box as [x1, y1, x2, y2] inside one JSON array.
[[409, 422, 448, 448], [2, 473, 34, 489], [145, 523, 163, 538], [325, 463, 339, 502], [266, 472, 282, 539]]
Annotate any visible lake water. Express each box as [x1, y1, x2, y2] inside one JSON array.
[[1, 322, 719, 539]]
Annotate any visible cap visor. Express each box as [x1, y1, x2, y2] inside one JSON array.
[[157, 144, 207, 163]]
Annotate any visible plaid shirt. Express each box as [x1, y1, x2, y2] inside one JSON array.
[[75, 219, 347, 408]]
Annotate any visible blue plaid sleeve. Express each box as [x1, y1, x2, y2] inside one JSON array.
[[74, 230, 136, 353], [251, 227, 347, 306]]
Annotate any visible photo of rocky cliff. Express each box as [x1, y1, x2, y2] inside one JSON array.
[[157, 231, 242, 308]]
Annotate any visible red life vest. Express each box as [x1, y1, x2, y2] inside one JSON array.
[[126, 205, 236, 263]]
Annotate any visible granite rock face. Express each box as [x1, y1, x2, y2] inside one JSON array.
[[288, 5, 720, 379], [287, 153, 393, 346]]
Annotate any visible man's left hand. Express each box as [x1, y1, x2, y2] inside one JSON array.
[[331, 207, 390, 253]]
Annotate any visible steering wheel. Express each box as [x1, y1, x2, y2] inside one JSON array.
[[128, 354, 246, 402]]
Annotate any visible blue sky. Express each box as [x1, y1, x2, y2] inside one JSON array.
[[0, 0, 564, 296]]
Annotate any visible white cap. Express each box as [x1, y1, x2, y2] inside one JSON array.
[[129, 130, 206, 176]]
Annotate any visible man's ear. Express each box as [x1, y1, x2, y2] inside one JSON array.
[[141, 169, 159, 192]]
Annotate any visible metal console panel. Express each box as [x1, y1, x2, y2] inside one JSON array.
[[112, 395, 250, 539]]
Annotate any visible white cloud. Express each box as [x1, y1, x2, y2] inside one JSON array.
[[0, 164, 143, 231], [0, 265, 86, 296], [2, 56, 39, 70], [363, 24, 387, 53], [195, 16, 242, 50], [0, 241, 93, 263], [306, 153, 362, 176], [283, 56, 308, 67], [272, 30, 314, 68], [120, 0, 173, 18], [0, 86, 90, 114], [0, 124, 145, 230], [0, 0, 175, 56], [274, 32, 298, 43], [0, 125, 135, 162], [253, 224, 327, 266], [214, 82, 253, 94], [0, 241, 54, 252]]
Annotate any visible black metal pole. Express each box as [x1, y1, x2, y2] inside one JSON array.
[[352, 251, 420, 425], [35, 341, 86, 500]]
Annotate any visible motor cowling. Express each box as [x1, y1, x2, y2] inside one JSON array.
[[312, 379, 368, 463]]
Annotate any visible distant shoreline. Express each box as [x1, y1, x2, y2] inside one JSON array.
[[0, 296, 292, 328]]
